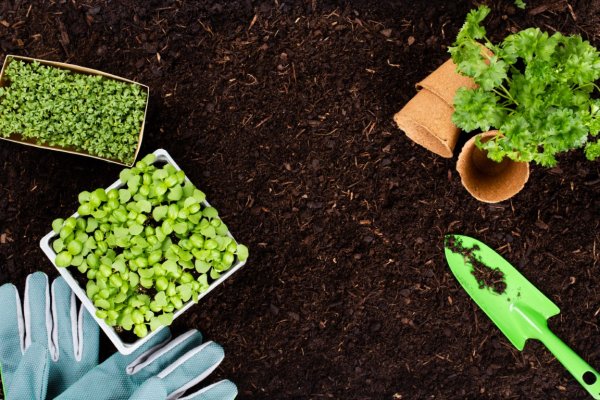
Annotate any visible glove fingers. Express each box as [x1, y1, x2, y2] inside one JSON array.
[[0, 282, 25, 387], [50, 277, 76, 360], [122, 326, 172, 364], [53, 328, 173, 400], [6, 342, 50, 400], [45, 278, 100, 399], [128, 377, 168, 400], [179, 380, 237, 400], [24, 272, 51, 349], [78, 305, 100, 363], [129, 378, 237, 400], [126, 330, 203, 379], [50, 277, 100, 363], [156, 341, 225, 399]]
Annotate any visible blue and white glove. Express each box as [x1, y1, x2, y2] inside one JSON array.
[[0, 272, 100, 399], [56, 328, 237, 400]]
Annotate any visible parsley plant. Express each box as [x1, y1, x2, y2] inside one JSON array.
[[450, 6, 600, 166]]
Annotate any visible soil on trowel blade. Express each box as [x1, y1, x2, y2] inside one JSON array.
[[470, 256, 507, 294], [447, 236, 506, 294]]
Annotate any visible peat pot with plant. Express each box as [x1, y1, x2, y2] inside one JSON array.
[[450, 6, 600, 202]]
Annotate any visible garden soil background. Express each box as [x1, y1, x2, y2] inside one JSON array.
[[0, 0, 599, 398]]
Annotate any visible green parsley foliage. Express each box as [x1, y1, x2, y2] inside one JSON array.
[[449, 6, 600, 166], [0, 59, 147, 164]]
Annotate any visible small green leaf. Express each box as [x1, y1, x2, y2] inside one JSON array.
[[154, 291, 168, 307], [52, 218, 64, 234], [162, 220, 173, 235], [173, 222, 188, 235], [236, 244, 249, 262], [152, 205, 168, 222], [183, 197, 198, 209], [137, 199, 152, 213], [55, 251, 73, 267], [195, 260, 211, 273], [167, 185, 183, 201], [203, 207, 218, 219], [209, 269, 220, 280], [129, 223, 144, 236], [192, 189, 206, 203], [158, 312, 173, 326], [155, 226, 166, 242], [113, 227, 130, 239], [52, 238, 65, 253], [200, 225, 216, 238], [119, 189, 131, 203], [78, 191, 91, 203], [120, 169, 133, 183], [162, 259, 178, 274], [177, 283, 193, 302]]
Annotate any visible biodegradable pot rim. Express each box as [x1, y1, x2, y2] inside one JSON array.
[[415, 58, 478, 107], [457, 131, 530, 203], [0, 54, 149, 167], [39, 148, 248, 355], [393, 88, 458, 158]]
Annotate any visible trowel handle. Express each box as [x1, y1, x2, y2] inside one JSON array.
[[540, 329, 600, 399]]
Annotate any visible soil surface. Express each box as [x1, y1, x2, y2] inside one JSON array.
[[1, 0, 599, 399]]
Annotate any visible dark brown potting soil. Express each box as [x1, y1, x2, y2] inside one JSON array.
[[1, 1, 599, 399]]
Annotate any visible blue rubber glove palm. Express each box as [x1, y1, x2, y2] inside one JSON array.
[[56, 328, 237, 400], [0, 272, 99, 399]]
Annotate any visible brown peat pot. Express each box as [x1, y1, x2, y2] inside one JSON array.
[[457, 130, 530, 203], [394, 58, 477, 158], [393, 88, 458, 158]]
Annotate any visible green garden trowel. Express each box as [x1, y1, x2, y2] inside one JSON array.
[[444, 234, 600, 399]]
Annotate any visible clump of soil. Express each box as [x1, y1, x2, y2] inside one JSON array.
[[447, 236, 506, 294], [470, 256, 507, 294], [446, 235, 479, 257]]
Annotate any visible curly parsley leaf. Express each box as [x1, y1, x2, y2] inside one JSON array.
[[455, 5, 490, 43], [585, 141, 600, 160], [453, 88, 507, 132]]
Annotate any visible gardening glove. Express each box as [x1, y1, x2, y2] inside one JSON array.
[[56, 328, 238, 400], [0, 272, 100, 399], [129, 378, 238, 400]]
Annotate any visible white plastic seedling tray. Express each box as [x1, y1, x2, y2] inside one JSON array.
[[40, 148, 247, 354]]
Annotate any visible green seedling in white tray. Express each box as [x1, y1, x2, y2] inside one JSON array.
[[40, 149, 248, 354]]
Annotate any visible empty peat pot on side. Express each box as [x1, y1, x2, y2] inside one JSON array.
[[393, 88, 458, 158], [393, 58, 477, 158], [457, 130, 530, 203]]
